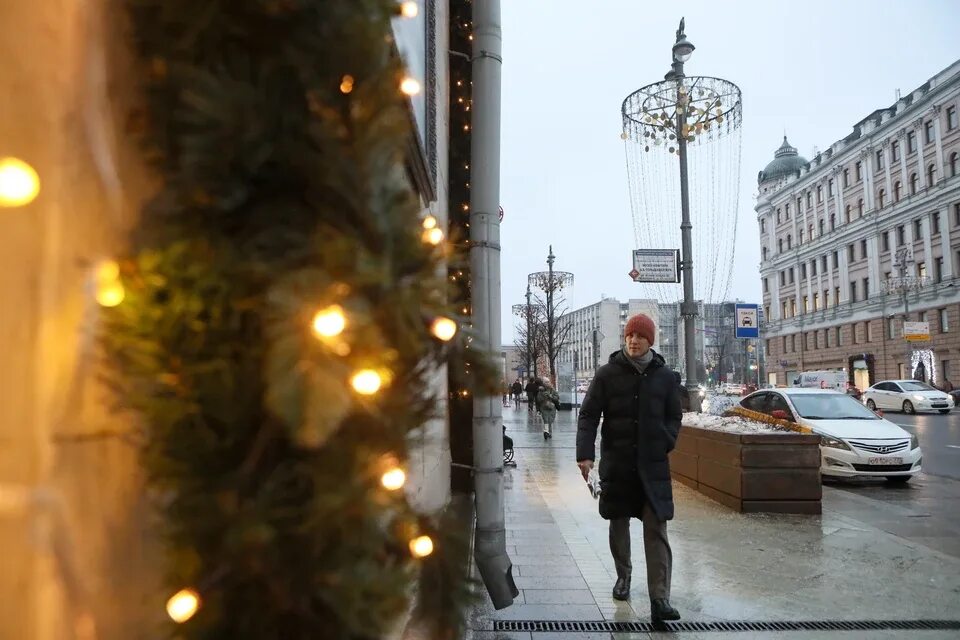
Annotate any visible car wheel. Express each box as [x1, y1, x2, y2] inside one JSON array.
[[902, 400, 915, 414], [886, 476, 911, 483], [866, 399, 876, 411], [939, 409, 951, 414]]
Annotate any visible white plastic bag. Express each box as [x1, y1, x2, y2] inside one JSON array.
[[586, 468, 601, 499]]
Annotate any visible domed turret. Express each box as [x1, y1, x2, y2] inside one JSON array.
[[757, 136, 808, 185]]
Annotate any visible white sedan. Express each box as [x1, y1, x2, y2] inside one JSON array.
[[739, 388, 922, 482], [862, 380, 955, 415]]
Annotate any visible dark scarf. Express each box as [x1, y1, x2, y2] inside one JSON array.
[[622, 347, 653, 375]]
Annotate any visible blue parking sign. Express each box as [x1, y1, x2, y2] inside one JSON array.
[[735, 303, 759, 338]]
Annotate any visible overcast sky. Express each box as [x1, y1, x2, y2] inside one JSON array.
[[498, 0, 960, 343]]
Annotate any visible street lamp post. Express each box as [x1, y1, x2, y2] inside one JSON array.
[[668, 20, 700, 410]]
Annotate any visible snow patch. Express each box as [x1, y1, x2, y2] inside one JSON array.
[[682, 412, 787, 434]]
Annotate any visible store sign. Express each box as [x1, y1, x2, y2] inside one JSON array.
[[631, 249, 680, 283], [903, 321, 930, 342]]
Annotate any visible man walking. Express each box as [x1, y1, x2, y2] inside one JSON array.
[[524, 377, 539, 412], [575, 313, 682, 622]]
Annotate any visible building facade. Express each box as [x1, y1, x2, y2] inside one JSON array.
[[757, 60, 960, 389]]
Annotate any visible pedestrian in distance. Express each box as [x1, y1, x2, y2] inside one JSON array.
[[511, 378, 524, 409], [672, 371, 691, 413], [538, 383, 560, 439], [524, 377, 538, 412], [575, 313, 682, 623]]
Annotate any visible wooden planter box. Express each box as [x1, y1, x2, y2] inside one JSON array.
[[669, 425, 822, 514]]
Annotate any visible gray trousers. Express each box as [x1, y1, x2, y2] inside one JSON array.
[[608, 502, 672, 600]]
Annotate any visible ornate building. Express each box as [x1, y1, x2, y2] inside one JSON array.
[[757, 60, 960, 389]]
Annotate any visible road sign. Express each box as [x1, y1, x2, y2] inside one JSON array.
[[903, 321, 929, 342], [631, 249, 680, 283], [735, 303, 759, 338]]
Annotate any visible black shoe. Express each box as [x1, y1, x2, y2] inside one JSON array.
[[612, 577, 630, 601], [651, 598, 680, 622]]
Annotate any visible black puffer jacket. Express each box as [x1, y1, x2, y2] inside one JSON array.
[[576, 349, 682, 521]]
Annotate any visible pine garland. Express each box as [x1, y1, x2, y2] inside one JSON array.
[[725, 406, 812, 433], [101, 1, 490, 637]]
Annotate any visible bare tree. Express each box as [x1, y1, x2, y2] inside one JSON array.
[[512, 301, 547, 379], [528, 247, 574, 385]]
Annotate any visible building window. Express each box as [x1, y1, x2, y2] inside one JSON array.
[[925, 120, 935, 144], [818, 219, 825, 236], [927, 163, 936, 187], [790, 299, 797, 316], [811, 260, 817, 276], [782, 301, 789, 319], [776, 208, 782, 223], [935, 257, 943, 283], [888, 317, 897, 339], [948, 106, 958, 131], [894, 180, 901, 202], [762, 246, 768, 261], [860, 239, 868, 260], [832, 251, 839, 269], [863, 277, 870, 299], [950, 152, 958, 177], [828, 179, 834, 196], [909, 173, 918, 195], [844, 204, 851, 223], [764, 305, 770, 319], [803, 295, 809, 313], [763, 277, 769, 293], [955, 203, 960, 226], [914, 219, 923, 239], [808, 224, 813, 240], [796, 198, 802, 215], [799, 228, 804, 244], [761, 218, 766, 232], [866, 321, 873, 342], [898, 363, 907, 378], [830, 214, 836, 230], [800, 263, 807, 279], [825, 327, 832, 348], [919, 310, 927, 323], [855, 161, 862, 181], [847, 244, 855, 262], [813, 331, 819, 349], [787, 234, 792, 249], [789, 268, 795, 284], [857, 199, 864, 217], [897, 225, 906, 245], [940, 308, 950, 332], [779, 270, 786, 286], [875, 149, 884, 170], [824, 289, 830, 308], [790, 334, 796, 351], [852, 323, 858, 345], [843, 168, 850, 187], [806, 192, 812, 209], [834, 286, 840, 306], [891, 140, 900, 162], [882, 231, 890, 252], [933, 211, 941, 234], [918, 262, 927, 279], [785, 203, 791, 218], [878, 189, 885, 209], [822, 255, 828, 272], [944, 360, 952, 382], [835, 326, 843, 346], [850, 281, 858, 302], [778, 238, 783, 254], [907, 130, 916, 153], [813, 292, 820, 310]]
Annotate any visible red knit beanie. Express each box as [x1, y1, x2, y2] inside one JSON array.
[[624, 313, 656, 345]]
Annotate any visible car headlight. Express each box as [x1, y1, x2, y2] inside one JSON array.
[[821, 436, 851, 451], [911, 434, 919, 450], [913, 395, 925, 401]]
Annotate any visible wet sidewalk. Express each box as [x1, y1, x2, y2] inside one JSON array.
[[466, 405, 960, 639]]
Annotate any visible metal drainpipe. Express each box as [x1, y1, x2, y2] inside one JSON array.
[[469, 0, 517, 610]]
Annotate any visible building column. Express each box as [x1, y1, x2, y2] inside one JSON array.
[[915, 118, 927, 191], [897, 128, 909, 199], [835, 167, 845, 223], [863, 147, 875, 211], [839, 248, 850, 303], [942, 206, 954, 280], [932, 105, 945, 184], [882, 139, 893, 203]]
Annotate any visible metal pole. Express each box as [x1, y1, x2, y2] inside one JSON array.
[[469, 0, 516, 610], [673, 36, 700, 411], [525, 284, 532, 379], [547, 246, 555, 385]]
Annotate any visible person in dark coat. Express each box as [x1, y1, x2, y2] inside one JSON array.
[[524, 377, 538, 412], [576, 313, 682, 622], [672, 370, 691, 413]]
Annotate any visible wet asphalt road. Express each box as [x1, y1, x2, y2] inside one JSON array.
[[879, 408, 960, 481]]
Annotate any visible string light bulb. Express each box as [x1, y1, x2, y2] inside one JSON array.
[[340, 75, 354, 94], [381, 467, 406, 490], [422, 215, 437, 230], [312, 305, 347, 338], [409, 535, 434, 558], [422, 227, 444, 245], [400, 76, 421, 96], [351, 369, 383, 395], [166, 588, 200, 623], [431, 317, 457, 341], [94, 259, 125, 307], [0, 157, 40, 207], [399, 1, 418, 17]]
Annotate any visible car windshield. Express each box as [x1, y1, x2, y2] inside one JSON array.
[[899, 381, 936, 392], [789, 394, 880, 420]]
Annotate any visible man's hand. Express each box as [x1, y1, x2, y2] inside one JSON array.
[[577, 460, 594, 482]]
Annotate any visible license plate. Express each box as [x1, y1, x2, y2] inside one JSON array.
[[867, 457, 903, 465]]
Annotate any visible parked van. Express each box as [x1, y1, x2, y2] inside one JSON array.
[[792, 370, 847, 392]]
